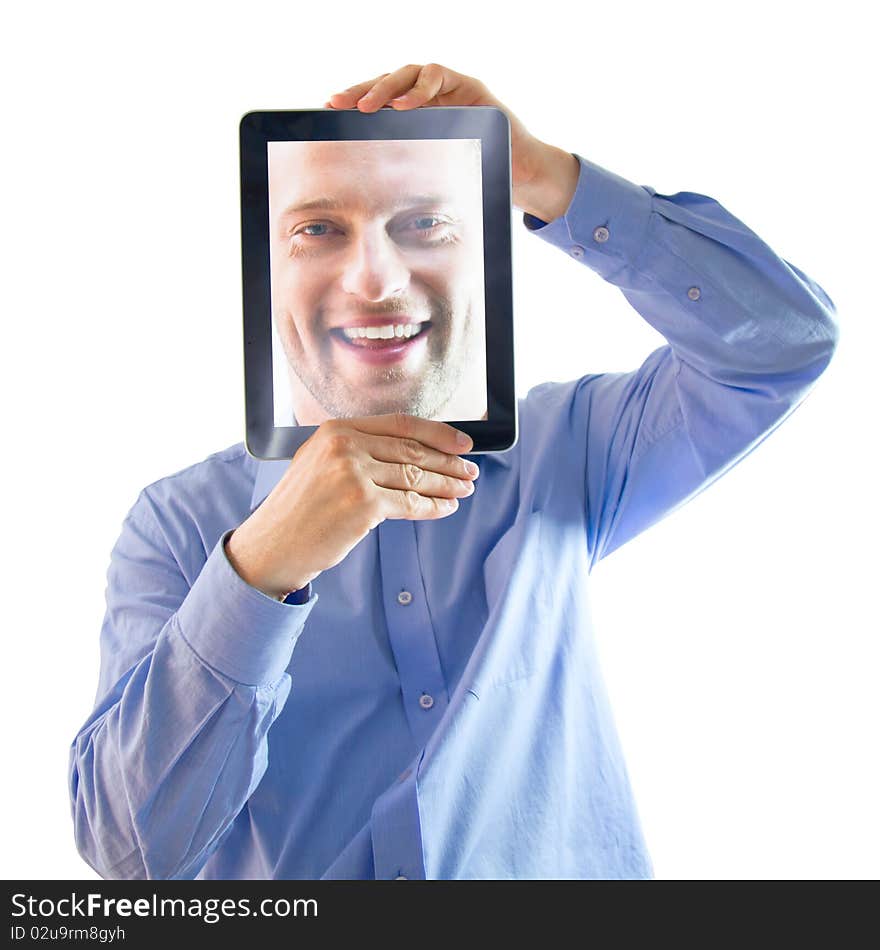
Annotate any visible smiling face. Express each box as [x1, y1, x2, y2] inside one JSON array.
[[268, 139, 486, 424]]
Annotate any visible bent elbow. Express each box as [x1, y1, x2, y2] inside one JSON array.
[[785, 260, 841, 373], [68, 737, 148, 880]]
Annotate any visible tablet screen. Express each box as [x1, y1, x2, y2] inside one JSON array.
[[240, 107, 515, 459], [267, 138, 487, 427]]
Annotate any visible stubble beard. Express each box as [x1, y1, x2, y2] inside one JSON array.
[[291, 297, 473, 421]]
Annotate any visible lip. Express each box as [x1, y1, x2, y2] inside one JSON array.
[[330, 322, 432, 365]]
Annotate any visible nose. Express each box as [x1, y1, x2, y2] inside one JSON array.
[[340, 226, 410, 302]]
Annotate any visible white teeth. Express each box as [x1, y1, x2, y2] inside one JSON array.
[[342, 323, 425, 341]]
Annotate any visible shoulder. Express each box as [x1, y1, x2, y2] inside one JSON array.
[[130, 442, 256, 555], [141, 441, 253, 497]]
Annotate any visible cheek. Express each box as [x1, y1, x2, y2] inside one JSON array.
[[414, 249, 477, 300], [272, 260, 324, 315]]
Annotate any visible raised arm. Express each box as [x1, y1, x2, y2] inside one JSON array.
[[520, 153, 839, 568], [326, 63, 839, 566]]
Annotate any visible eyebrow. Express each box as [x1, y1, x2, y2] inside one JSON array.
[[279, 194, 453, 218]]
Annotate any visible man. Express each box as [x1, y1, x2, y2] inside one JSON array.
[[68, 64, 839, 880], [268, 138, 488, 424]]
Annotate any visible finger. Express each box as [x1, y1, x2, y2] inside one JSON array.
[[369, 457, 476, 500], [327, 72, 394, 107], [363, 434, 479, 484], [389, 63, 461, 109], [337, 412, 473, 455], [352, 63, 427, 112], [374, 483, 461, 521]]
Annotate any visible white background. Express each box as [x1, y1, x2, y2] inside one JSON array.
[[2, 1, 877, 880]]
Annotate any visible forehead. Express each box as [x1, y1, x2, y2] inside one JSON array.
[[268, 139, 480, 208]]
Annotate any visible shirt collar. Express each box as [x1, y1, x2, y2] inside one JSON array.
[[249, 423, 514, 512]]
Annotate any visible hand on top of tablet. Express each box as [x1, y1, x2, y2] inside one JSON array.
[[324, 62, 578, 220]]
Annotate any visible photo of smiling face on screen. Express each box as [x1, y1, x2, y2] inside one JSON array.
[[268, 138, 487, 427]]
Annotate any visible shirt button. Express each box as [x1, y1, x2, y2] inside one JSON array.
[[395, 875, 408, 880], [593, 225, 610, 243], [419, 693, 435, 710], [570, 244, 584, 258], [687, 286, 701, 300], [397, 590, 412, 605]]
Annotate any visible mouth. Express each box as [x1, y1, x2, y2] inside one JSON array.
[[330, 321, 432, 364]]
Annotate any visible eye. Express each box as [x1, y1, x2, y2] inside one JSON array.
[[294, 223, 338, 238], [287, 222, 342, 256], [401, 215, 458, 245], [408, 215, 445, 234]]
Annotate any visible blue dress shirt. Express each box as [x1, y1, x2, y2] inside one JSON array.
[[68, 154, 839, 880]]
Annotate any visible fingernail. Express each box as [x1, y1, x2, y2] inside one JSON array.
[[456, 430, 472, 448], [464, 461, 479, 477]]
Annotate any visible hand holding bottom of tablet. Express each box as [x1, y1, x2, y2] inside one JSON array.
[[225, 413, 479, 600]]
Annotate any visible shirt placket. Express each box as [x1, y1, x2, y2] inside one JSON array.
[[377, 518, 449, 747], [369, 518, 449, 880]]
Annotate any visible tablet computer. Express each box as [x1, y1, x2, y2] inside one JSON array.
[[239, 106, 516, 459]]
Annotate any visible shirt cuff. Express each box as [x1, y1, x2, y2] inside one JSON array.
[[175, 528, 319, 687], [521, 153, 655, 280], [282, 584, 312, 605]]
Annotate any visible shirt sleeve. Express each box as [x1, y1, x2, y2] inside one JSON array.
[[522, 154, 840, 569], [68, 495, 319, 880]]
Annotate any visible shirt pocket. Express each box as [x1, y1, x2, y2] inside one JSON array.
[[475, 508, 555, 691]]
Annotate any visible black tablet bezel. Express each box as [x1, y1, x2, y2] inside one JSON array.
[[239, 106, 516, 459]]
